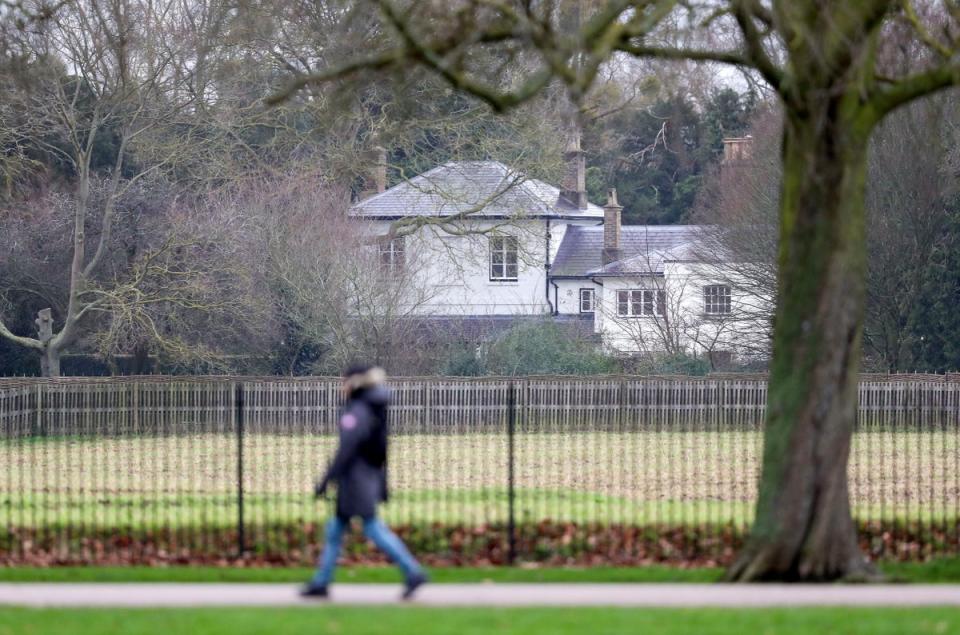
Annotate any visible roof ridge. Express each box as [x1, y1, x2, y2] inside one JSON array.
[[351, 159, 605, 217]]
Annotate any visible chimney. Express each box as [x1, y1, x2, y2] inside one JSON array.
[[722, 136, 753, 164], [720, 136, 753, 194], [602, 188, 622, 265], [558, 133, 587, 210], [359, 145, 387, 200]]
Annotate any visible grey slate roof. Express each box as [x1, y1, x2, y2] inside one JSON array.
[[351, 160, 604, 220], [551, 225, 703, 277]]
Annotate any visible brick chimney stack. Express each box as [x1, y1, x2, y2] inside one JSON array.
[[359, 145, 387, 200], [720, 136, 753, 195], [722, 136, 753, 164], [602, 188, 622, 265], [558, 133, 588, 210]]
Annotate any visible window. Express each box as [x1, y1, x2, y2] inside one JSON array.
[[616, 289, 666, 317], [704, 285, 732, 315], [579, 288, 595, 313], [489, 236, 518, 281], [378, 236, 405, 274]]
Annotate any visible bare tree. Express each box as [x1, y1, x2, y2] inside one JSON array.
[[695, 95, 959, 372], [227, 175, 438, 375], [863, 93, 958, 371], [0, 0, 230, 375], [270, 0, 960, 581]]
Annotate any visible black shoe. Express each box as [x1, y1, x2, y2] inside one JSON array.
[[402, 572, 428, 600], [300, 583, 329, 599]]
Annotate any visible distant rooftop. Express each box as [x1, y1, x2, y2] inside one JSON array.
[[350, 160, 604, 220], [552, 225, 704, 277]]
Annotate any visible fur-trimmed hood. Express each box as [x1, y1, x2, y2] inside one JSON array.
[[345, 366, 390, 405], [344, 366, 386, 393]]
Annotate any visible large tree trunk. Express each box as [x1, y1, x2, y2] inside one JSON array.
[[40, 346, 62, 377], [35, 308, 60, 378], [726, 103, 876, 581], [47, 349, 61, 377]]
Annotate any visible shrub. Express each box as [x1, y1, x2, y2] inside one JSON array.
[[483, 319, 619, 376], [439, 346, 485, 376], [623, 353, 711, 376]]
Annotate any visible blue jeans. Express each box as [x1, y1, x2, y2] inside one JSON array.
[[311, 516, 422, 586]]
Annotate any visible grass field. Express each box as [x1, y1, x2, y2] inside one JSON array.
[[2, 431, 957, 529], [2, 558, 960, 582], [1, 607, 958, 635]]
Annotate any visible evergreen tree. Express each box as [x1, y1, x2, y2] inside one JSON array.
[[909, 199, 960, 372]]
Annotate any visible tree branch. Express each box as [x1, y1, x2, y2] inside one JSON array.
[[376, 0, 552, 112], [730, 0, 785, 90], [82, 130, 129, 278], [615, 42, 754, 68], [901, 0, 954, 59], [0, 315, 42, 350], [265, 48, 404, 106], [870, 62, 960, 119]]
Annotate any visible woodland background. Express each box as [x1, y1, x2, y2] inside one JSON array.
[[0, 0, 957, 377]]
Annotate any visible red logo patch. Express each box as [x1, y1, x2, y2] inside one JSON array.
[[340, 413, 358, 430]]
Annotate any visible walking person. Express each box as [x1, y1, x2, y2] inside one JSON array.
[[302, 364, 428, 600]]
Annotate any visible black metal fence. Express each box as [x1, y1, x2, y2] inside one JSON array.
[[1, 375, 958, 566]]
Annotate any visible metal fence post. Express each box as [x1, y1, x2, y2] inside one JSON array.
[[33, 382, 42, 438], [235, 382, 246, 558], [507, 380, 516, 564]]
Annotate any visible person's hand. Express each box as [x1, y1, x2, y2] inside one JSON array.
[[314, 481, 329, 499]]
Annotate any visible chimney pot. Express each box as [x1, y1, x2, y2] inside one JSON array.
[[720, 136, 753, 194], [359, 145, 388, 200], [559, 131, 588, 210], [722, 136, 753, 164], [602, 187, 623, 265]]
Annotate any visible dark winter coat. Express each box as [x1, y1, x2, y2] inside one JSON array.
[[319, 386, 390, 519]]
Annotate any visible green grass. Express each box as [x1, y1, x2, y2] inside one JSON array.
[[0, 565, 722, 584], [5, 490, 951, 530], [2, 558, 959, 583], [1, 489, 764, 528], [1, 607, 958, 635], [883, 559, 960, 583]]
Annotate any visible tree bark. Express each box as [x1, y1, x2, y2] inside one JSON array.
[[35, 308, 59, 378], [42, 347, 62, 378], [726, 103, 876, 581]]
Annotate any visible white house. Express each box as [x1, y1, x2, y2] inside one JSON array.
[[349, 138, 769, 362]]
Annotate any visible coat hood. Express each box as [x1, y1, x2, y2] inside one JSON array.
[[358, 384, 391, 407], [344, 366, 387, 393]]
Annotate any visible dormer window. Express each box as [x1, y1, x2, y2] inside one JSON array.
[[489, 236, 518, 281], [379, 236, 405, 274]]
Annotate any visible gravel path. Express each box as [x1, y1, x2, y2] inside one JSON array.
[[2, 583, 960, 607]]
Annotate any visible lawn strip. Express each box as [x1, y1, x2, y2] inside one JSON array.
[[0, 607, 958, 635]]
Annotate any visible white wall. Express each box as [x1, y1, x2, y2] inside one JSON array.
[[595, 262, 770, 359], [553, 279, 599, 322], [365, 219, 556, 315], [360, 216, 769, 358]]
